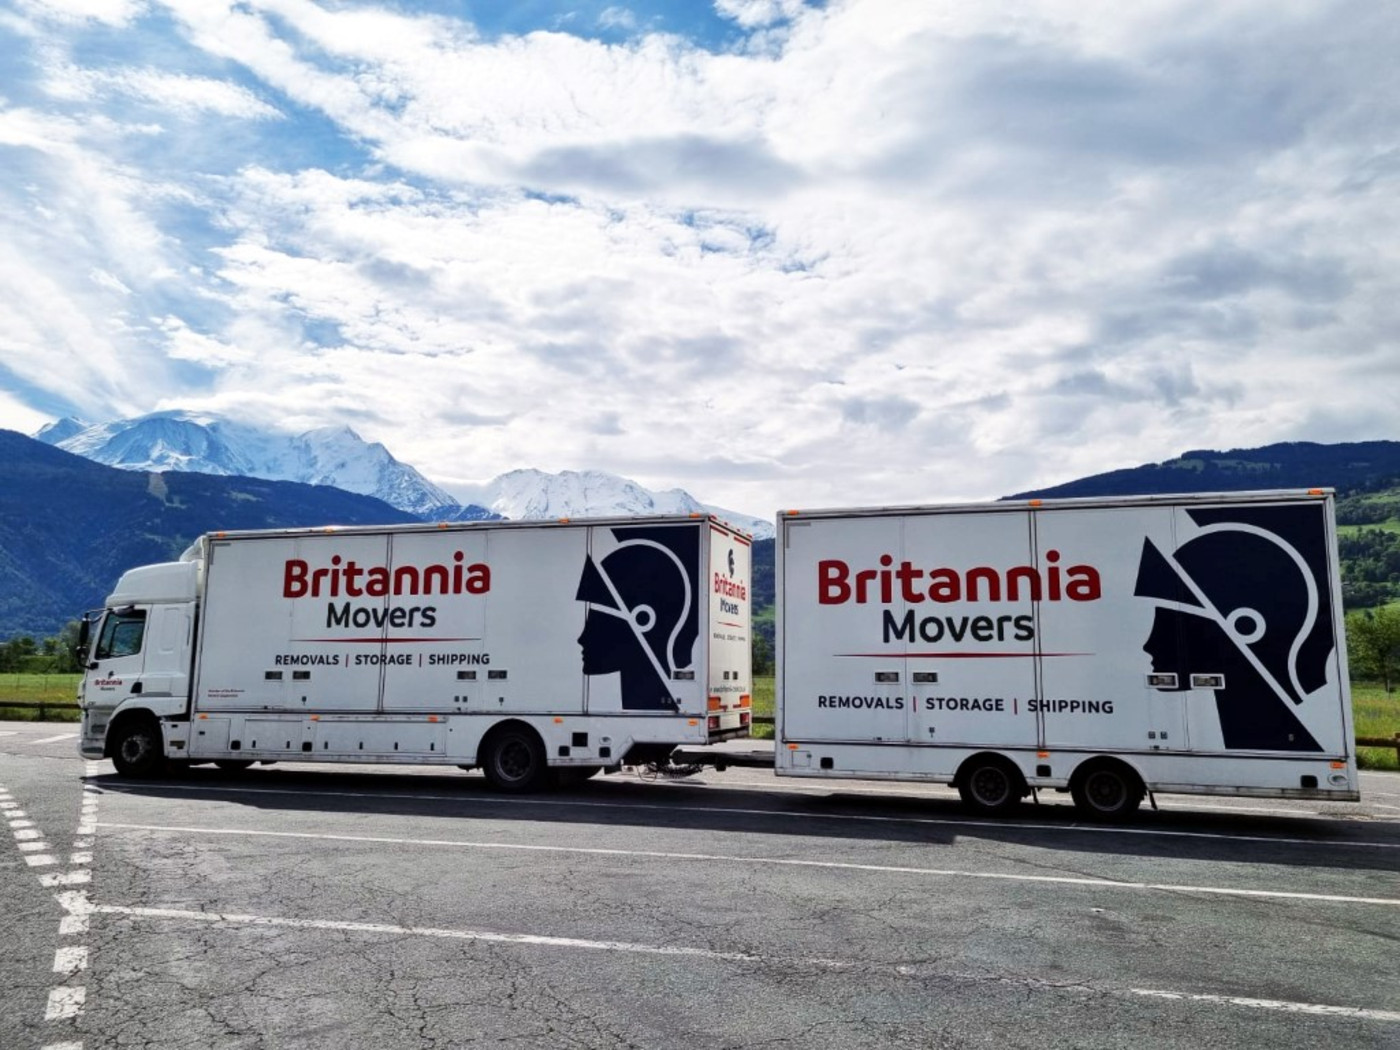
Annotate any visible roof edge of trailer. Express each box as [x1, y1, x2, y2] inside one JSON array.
[[776, 488, 1335, 522], [201, 512, 753, 543]]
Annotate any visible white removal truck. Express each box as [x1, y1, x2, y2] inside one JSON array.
[[775, 489, 1358, 818], [79, 515, 754, 789]]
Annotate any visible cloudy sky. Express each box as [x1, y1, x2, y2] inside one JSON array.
[[1, 0, 1396, 517]]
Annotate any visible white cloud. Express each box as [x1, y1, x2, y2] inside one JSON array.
[[46, 64, 282, 119], [0, 0, 1396, 517], [17, 0, 146, 27]]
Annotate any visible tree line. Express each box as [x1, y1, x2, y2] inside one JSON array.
[[0, 622, 85, 674]]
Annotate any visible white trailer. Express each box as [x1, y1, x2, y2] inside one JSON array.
[[775, 490, 1358, 819], [79, 515, 754, 789]]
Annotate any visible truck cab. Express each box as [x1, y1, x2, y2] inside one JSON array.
[[79, 558, 200, 772]]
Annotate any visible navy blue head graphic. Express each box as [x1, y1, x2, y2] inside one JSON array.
[[1134, 504, 1333, 751], [576, 525, 700, 711]]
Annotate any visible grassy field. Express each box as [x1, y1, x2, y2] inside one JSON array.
[[0, 672, 1393, 771], [1353, 681, 1400, 771], [0, 673, 81, 721]]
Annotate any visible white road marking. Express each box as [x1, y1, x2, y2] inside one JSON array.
[[43, 986, 84, 1020], [24, 854, 57, 867], [40, 869, 91, 887], [0, 731, 17, 737], [10, 818, 36, 828], [19, 841, 51, 852], [52, 947, 88, 975], [1131, 988, 1400, 1023], [77, 896, 1400, 1025], [98, 822, 1400, 908], [100, 782, 1400, 850], [40, 1042, 84, 1050], [93, 902, 774, 963], [31, 734, 78, 745], [70, 852, 92, 865], [15, 828, 41, 840]]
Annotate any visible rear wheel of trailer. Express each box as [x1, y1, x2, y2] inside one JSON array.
[[955, 753, 1026, 815], [1069, 759, 1144, 821]]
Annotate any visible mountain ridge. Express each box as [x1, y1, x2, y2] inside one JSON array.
[[40, 412, 771, 538]]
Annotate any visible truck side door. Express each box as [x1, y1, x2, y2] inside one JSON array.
[[83, 608, 149, 708]]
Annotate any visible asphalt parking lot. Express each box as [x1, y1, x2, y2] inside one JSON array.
[[3, 720, 1398, 1050]]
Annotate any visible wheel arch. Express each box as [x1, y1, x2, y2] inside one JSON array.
[[1068, 754, 1148, 793], [474, 718, 547, 764], [953, 750, 1029, 792], [103, 705, 162, 759]]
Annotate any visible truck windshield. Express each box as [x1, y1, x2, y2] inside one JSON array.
[[94, 608, 147, 660]]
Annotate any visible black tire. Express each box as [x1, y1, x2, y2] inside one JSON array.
[[214, 760, 255, 773], [1070, 760, 1144, 821], [956, 754, 1025, 816], [110, 716, 164, 778], [480, 725, 548, 793]]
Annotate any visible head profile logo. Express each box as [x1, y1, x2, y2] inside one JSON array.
[[575, 525, 700, 710], [728, 548, 735, 578], [1133, 503, 1334, 752]]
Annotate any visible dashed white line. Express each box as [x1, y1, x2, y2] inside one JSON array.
[[52, 946, 88, 975], [43, 986, 84, 1020], [40, 869, 92, 887], [98, 821, 1400, 907]]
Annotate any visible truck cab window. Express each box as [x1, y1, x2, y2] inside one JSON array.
[[95, 609, 147, 660]]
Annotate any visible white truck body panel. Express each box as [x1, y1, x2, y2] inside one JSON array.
[[80, 515, 753, 772], [775, 490, 1358, 800]]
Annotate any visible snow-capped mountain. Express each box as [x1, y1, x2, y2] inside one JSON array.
[[39, 412, 466, 519], [454, 470, 772, 538], [36, 413, 773, 537]]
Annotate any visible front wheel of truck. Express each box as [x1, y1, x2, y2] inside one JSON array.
[[110, 714, 164, 778]]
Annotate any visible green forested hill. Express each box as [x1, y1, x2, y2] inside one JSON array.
[[1335, 482, 1400, 608]]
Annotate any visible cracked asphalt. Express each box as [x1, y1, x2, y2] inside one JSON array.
[[2, 720, 1398, 1049]]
